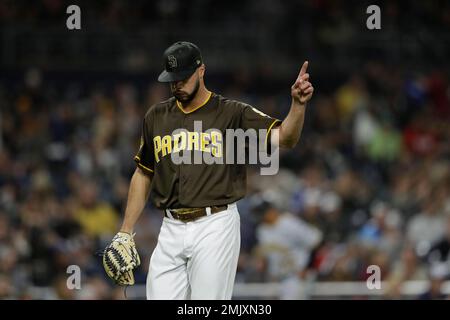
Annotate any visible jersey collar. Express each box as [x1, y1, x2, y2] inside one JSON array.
[[176, 91, 212, 114]]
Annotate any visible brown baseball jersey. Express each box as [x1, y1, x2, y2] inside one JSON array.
[[134, 92, 281, 209]]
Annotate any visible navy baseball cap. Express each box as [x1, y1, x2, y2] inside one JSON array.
[[157, 41, 203, 83]]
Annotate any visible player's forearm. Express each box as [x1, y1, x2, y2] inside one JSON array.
[[120, 167, 152, 233], [277, 100, 306, 148]]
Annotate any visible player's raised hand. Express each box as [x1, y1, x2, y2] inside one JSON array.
[[291, 61, 314, 105]]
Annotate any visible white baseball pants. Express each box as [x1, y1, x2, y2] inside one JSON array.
[[146, 203, 241, 300]]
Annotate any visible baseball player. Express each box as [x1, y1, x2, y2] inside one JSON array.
[[102, 41, 314, 299]]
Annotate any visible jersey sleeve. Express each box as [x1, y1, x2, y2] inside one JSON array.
[[240, 103, 282, 149], [134, 113, 154, 175]]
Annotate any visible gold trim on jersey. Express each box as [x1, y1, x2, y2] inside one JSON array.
[[264, 119, 282, 148], [176, 91, 212, 114], [134, 155, 154, 173]]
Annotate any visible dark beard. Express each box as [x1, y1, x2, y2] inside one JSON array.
[[174, 79, 200, 103]]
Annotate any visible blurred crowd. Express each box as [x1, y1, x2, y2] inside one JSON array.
[[235, 62, 450, 299], [0, 59, 449, 299]]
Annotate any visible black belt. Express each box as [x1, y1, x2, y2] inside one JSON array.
[[165, 205, 228, 222]]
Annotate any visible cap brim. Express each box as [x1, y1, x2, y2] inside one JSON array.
[[157, 69, 196, 83]]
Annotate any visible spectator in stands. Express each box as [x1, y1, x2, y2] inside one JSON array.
[[385, 245, 428, 299], [358, 201, 403, 256], [407, 197, 447, 257], [427, 215, 450, 265], [254, 200, 323, 281], [418, 263, 448, 300], [73, 180, 119, 238]]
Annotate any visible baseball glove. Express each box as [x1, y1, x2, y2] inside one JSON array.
[[102, 231, 141, 286]]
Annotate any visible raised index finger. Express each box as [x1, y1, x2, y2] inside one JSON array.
[[300, 61, 309, 76], [295, 61, 309, 84]]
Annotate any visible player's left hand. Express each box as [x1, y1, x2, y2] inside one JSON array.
[[291, 61, 314, 105]]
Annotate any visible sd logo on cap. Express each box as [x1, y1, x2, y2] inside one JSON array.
[[158, 42, 203, 83]]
